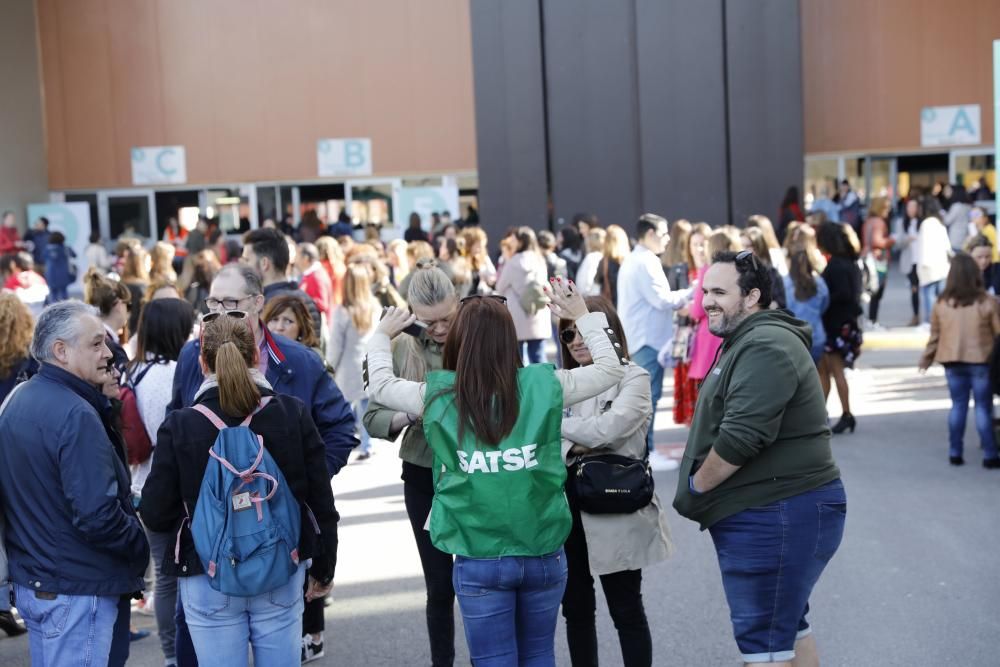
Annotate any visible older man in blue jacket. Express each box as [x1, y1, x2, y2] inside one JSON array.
[[0, 301, 149, 667]]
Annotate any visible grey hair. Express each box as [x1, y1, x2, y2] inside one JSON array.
[[31, 301, 100, 363], [215, 263, 264, 296], [406, 265, 455, 307]]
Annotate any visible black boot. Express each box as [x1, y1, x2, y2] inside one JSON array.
[[831, 413, 856, 434], [0, 610, 26, 637]]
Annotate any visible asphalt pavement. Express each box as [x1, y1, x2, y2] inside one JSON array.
[[2, 274, 998, 666]]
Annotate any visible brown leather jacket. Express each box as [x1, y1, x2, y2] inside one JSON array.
[[920, 297, 1000, 368]]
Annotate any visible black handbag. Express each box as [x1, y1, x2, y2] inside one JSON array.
[[569, 452, 654, 515]]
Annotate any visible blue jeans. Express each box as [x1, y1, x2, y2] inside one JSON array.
[[179, 564, 305, 667], [13, 584, 122, 667], [944, 364, 999, 460], [354, 398, 372, 454], [521, 339, 545, 366], [453, 549, 568, 666], [631, 346, 663, 452], [0, 583, 10, 611], [708, 480, 846, 664], [920, 280, 943, 323], [146, 526, 179, 661]]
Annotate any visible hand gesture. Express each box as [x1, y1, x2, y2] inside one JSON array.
[[305, 575, 333, 602], [375, 306, 416, 340], [545, 276, 588, 321]]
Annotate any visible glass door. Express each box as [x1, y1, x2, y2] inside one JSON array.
[[98, 190, 156, 245], [346, 178, 400, 241]]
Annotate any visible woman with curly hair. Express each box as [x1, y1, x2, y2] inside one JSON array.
[[0, 292, 36, 402]]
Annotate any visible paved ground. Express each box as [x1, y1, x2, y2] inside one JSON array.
[[2, 275, 998, 666]]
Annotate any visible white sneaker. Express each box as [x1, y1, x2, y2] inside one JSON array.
[[302, 635, 325, 663], [648, 451, 680, 472]]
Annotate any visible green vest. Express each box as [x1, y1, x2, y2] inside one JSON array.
[[423, 364, 570, 558]]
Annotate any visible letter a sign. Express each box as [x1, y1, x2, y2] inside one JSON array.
[[317, 138, 373, 177], [921, 105, 981, 147]]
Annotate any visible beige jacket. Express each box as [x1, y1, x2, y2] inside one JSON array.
[[562, 363, 672, 576], [920, 298, 1000, 368], [495, 251, 552, 341]]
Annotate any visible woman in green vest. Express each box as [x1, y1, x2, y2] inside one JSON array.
[[367, 276, 627, 666]]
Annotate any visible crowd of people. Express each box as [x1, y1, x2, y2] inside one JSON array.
[[0, 187, 994, 666]]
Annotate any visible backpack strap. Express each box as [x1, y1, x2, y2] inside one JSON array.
[[191, 395, 274, 431]]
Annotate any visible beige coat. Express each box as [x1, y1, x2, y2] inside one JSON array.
[[496, 251, 552, 341], [920, 297, 1000, 369], [562, 363, 673, 576]]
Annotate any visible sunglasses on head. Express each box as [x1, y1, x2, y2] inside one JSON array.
[[202, 310, 248, 324], [459, 294, 508, 306], [735, 250, 760, 271]]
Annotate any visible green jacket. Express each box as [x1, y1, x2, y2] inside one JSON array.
[[362, 336, 443, 468], [673, 309, 840, 529]]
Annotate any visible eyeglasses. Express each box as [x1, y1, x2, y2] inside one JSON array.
[[205, 295, 257, 311], [559, 327, 580, 345], [459, 294, 508, 306], [735, 250, 760, 272], [202, 310, 248, 324]]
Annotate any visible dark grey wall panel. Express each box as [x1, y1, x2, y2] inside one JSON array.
[[724, 0, 804, 227], [636, 0, 728, 226], [542, 0, 642, 229], [469, 0, 549, 241]]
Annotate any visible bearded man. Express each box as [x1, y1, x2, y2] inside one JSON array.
[[673, 250, 846, 667]]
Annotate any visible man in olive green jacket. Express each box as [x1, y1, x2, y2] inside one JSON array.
[[673, 251, 846, 667]]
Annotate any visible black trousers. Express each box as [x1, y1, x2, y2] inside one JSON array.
[[868, 271, 887, 323], [908, 265, 920, 317], [402, 462, 456, 667], [303, 579, 325, 635], [561, 495, 652, 667]]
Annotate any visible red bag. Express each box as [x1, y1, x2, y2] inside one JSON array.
[[119, 365, 153, 465]]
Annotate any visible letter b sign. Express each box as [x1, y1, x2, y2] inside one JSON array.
[[318, 138, 372, 177]]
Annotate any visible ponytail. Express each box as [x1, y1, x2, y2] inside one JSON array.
[[214, 341, 260, 417], [200, 314, 261, 418]]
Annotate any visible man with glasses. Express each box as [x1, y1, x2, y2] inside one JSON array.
[[673, 251, 845, 667], [616, 214, 692, 467], [168, 263, 357, 474]]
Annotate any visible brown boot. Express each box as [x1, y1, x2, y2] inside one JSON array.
[[907, 315, 920, 327]]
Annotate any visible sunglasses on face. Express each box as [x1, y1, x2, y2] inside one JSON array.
[[202, 310, 248, 324], [559, 327, 580, 345], [735, 250, 760, 272], [459, 294, 508, 307]]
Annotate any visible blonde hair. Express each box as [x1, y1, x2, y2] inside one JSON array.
[[121, 244, 150, 283], [585, 228, 607, 254], [343, 263, 377, 334], [460, 227, 490, 271], [746, 215, 781, 250], [150, 242, 177, 282], [603, 225, 630, 264], [406, 240, 435, 266], [316, 236, 344, 264], [398, 265, 455, 380], [0, 293, 33, 377], [386, 239, 410, 282], [200, 314, 260, 417]]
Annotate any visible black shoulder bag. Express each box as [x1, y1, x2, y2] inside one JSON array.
[[569, 449, 655, 515]]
